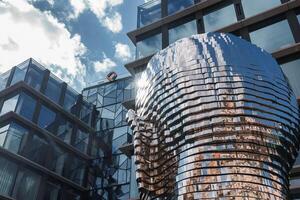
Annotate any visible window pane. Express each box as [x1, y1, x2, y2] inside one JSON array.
[[203, 4, 237, 32], [16, 93, 36, 121], [298, 15, 300, 23], [136, 33, 162, 59], [56, 115, 73, 144], [25, 65, 44, 91], [68, 156, 86, 185], [80, 102, 92, 124], [74, 129, 89, 154], [241, 0, 281, 18], [281, 59, 300, 97], [169, 20, 197, 44], [37, 105, 57, 133], [44, 182, 60, 200], [250, 20, 295, 53], [23, 134, 48, 166], [51, 146, 67, 175], [168, 0, 194, 15], [10, 60, 29, 86], [15, 169, 40, 200], [0, 157, 17, 196], [4, 122, 29, 154], [63, 88, 78, 114], [44, 76, 62, 103], [0, 94, 19, 115], [138, 0, 161, 28], [0, 71, 10, 90]]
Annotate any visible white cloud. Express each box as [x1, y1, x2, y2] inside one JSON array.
[[68, 0, 123, 33], [0, 0, 87, 90], [93, 54, 117, 73], [115, 43, 131, 62]]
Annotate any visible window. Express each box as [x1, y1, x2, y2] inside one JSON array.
[[10, 60, 29, 86], [281, 59, 300, 97], [80, 102, 92, 124], [68, 156, 86, 185], [44, 76, 62, 103], [249, 20, 295, 53], [44, 182, 60, 200], [56, 115, 73, 144], [37, 105, 57, 133], [298, 14, 300, 23], [14, 169, 41, 200], [74, 129, 89, 154], [15, 93, 36, 121], [24, 134, 49, 166], [0, 71, 10, 90], [0, 94, 19, 115], [63, 87, 78, 114], [25, 65, 44, 91], [203, 4, 237, 32], [241, 0, 281, 18], [167, 0, 194, 15], [138, 0, 161, 28], [136, 33, 162, 59], [51, 146, 67, 175], [0, 122, 29, 154], [169, 20, 197, 44], [0, 157, 17, 197]]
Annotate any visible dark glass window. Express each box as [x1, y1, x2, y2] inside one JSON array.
[[0, 122, 29, 154], [51, 146, 67, 175], [0, 94, 19, 115], [74, 129, 89, 154], [0, 157, 17, 197], [68, 156, 86, 185], [64, 189, 81, 200], [14, 169, 41, 200], [37, 105, 57, 133], [44, 76, 62, 103], [249, 20, 295, 53], [56, 115, 73, 144], [241, 0, 281, 18], [25, 65, 44, 91], [16, 93, 36, 121], [203, 4, 237, 32], [167, 0, 194, 15], [10, 60, 29, 86], [44, 182, 60, 200], [138, 0, 161, 28], [298, 14, 300, 23], [23, 134, 49, 166], [136, 33, 162, 59], [63, 87, 78, 114], [169, 20, 197, 44], [281, 59, 300, 97], [80, 102, 92, 124]]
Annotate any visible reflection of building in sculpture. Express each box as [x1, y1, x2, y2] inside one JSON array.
[[128, 33, 300, 199]]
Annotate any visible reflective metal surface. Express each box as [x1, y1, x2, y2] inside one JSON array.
[[128, 33, 300, 199]]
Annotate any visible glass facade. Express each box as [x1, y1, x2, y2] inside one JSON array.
[[137, 0, 161, 28], [203, 4, 237, 32], [168, 20, 197, 44], [241, 0, 281, 18], [83, 77, 138, 200], [136, 32, 162, 59], [281, 59, 300, 97], [0, 58, 96, 200], [249, 20, 295, 53], [167, 0, 194, 15]]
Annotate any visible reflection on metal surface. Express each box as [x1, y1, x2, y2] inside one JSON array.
[[128, 33, 300, 199]]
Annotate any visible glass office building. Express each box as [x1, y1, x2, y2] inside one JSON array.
[[0, 58, 96, 200], [82, 77, 138, 200], [126, 0, 300, 199]]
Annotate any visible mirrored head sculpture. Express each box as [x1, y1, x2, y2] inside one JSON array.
[[128, 32, 300, 199]]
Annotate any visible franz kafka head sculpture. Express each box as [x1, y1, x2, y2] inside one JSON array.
[[127, 32, 300, 199]]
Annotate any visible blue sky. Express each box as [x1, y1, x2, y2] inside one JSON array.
[[0, 0, 145, 90]]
